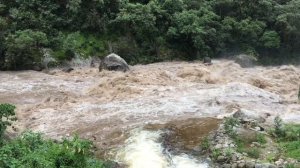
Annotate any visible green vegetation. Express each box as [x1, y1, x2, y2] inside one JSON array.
[[200, 136, 210, 151], [211, 148, 221, 160], [256, 133, 267, 144], [224, 117, 239, 137], [224, 148, 234, 158], [271, 117, 300, 160], [0, 0, 299, 70], [285, 163, 296, 168], [0, 103, 109, 168], [243, 147, 261, 159], [0, 132, 106, 168], [0, 104, 16, 140], [280, 141, 300, 160], [234, 137, 262, 159]]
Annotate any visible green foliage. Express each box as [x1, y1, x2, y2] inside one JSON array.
[[256, 133, 267, 144], [224, 148, 234, 158], [1, 0, 300, 70], [4, 30, 48, 70], [298, 86, 300, 101], [260, 31, 281, 48], [271, 116, 300, 160], [274, 116, 285, 138], [224, 117, 239, 137], [273, 116, 300, 141], [243, 147, 261, 159], [280, 141, 300, 160], [266, 153, 276, 162], [285, 163, 296, 168], [53, 32, 107, 61], [0, 132, 107, 168], [211, 149, 221, 160], [200, 136, 210, 151], [0, 104, 16, 140]]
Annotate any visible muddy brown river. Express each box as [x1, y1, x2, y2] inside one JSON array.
[[1, 60, 300, 167]]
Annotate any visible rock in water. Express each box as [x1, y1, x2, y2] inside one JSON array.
[[32, 65, 43, 71], [235, 54, 257, 68], [99, 53, 129, 72], [203, 57, 212, 64], [62, 67, 74, 73]]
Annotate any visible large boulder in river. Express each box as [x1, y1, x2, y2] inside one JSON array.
[[203, 57, 212, 65], [99, 53, 129, 72], [234, 54, 257, 68]]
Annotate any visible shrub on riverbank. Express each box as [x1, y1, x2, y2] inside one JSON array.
[[0, 103, 109, 168]]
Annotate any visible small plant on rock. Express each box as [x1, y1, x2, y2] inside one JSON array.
[[211, 149, 221, 160], [224, 148, 234, 158], [224, 117, 240, 137], [244, 147, 261, 159], [200, 137, 210, 151], [256, 133, 267, 144], [274, 116, 285, 138]]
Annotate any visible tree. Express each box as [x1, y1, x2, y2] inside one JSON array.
[[167, 8, 221, 60], [260, 31, 281, 48], [4, 30, 48, 70]]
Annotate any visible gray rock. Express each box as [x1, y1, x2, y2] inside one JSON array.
[[215, 144, 223, 149], [223, 164, 231, 168], [217, 155, 227, 163], [255, 164, 263, 168], [231, 154, 238, 162], [238, 162, 246, 168], [233, 109, 266, 123], [246, 161, 255, 168], [232, 163, 238, 168], [234, 54, 257, 68], [99, 53, 129, 72], [32, 65, 43, 71], [62, 67, 74, 73], [203, 57, 212, 64], [252, 142, 261, 147], [255, 163, 277, 168], [275, 159, 284, 166]]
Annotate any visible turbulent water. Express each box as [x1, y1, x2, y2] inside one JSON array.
[[116, 130, 208, 168], [0, 60, 300, 166]]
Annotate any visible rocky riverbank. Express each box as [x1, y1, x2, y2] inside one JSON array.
[[201, 110, 299, 168]]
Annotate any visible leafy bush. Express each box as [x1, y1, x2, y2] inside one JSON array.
[[4, 30, 48, 70], [0, 104, 16, 140], [271, 116, 300, 160], [0, 132, 107, 168], [272, 116, 300, 141], [0, 103, 109, 167]]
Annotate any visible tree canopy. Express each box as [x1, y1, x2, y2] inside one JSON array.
[[0, 0, 299, 70]]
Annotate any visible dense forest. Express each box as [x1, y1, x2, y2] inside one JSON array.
[[0, 0, 299, 70]]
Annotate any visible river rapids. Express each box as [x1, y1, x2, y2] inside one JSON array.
[[0, 60, 300, 167]]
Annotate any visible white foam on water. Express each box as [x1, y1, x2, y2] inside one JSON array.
[[116, 129, 208, 168]]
